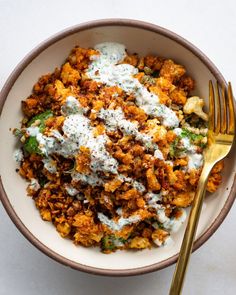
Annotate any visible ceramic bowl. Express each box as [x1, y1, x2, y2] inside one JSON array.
[[0, 19, 235, 276]]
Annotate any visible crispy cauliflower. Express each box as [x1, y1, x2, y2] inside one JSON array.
[[183, 96, 208, 121]]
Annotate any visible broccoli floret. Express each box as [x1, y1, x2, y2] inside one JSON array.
[[23, 110, 53, 154]]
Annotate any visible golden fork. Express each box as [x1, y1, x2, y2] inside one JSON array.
[[169, 81, 235, 295]]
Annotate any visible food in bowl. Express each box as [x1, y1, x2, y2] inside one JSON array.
[[13, 42, 223, 253]]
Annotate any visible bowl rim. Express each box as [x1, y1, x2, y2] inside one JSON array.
[[0, 18, 235, 277]]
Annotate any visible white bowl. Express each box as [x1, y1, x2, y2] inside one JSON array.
[[0, 19, 235, 276]]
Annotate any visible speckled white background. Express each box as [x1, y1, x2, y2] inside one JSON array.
[[0, 0, 236, 294]]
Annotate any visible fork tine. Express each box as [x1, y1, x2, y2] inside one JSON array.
[[221, 84, 227, 133], [215, 82, 221, 134], [209, 81, 215, 131], [227, 82, 235, 134]]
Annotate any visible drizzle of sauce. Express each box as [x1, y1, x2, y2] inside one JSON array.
[[42, 157, 57, 174], [26, 97, 118, 175], [61, 95, 85, 115], [64, 184, 79, 196], [13, 149, 23, 163], [118, 174, 146, 193], [63, 113, 118, 174], [98, 107, 164, 159], [28, 178, 40, 192], [173, 128, 203, 171], [97, 212, 141, 231], [162, 208, 187, 233], [25, 97, 147, 190], [72, 171, 104, 186], [86, 42, 179, 128], [14, 43, 207, 248], [146, 192, 187, 233]]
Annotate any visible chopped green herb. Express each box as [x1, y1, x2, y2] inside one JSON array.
[[156, 222, 164, 229], [141, 75, 156, 85], [181, 128, 206, 147], [143, 66, 153, 75], [38, 177, 47, 187]]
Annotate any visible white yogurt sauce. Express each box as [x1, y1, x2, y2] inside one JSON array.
[[63, 113, 118, 174], [173, 128, 203, 171], [118, 174, 146, 193], [154, 149, 164, 160], [188, 153, 203, 170], [64, 184, 79, 196], [163, 236, 174, 247], [13, 148, 23, 163], [156, 206, 186, 233], [86, 42, 179, 128], [25, 126, 56, 156], [72, 171, 104, 186], [42, 157, 57, 174], [61, 95, 84, 115], [98, 212, 141, 231], [28, 178, 40, 192], [163, 208, 187, 233], [26, 126, 40, 137], [146, 192, 162, 204], [147, 192, 187, 233], [26, 97, 119, 176], [116, 207, 123, 216]]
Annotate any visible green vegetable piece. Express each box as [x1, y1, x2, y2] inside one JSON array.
[[143, 66, 153, 75], [27, 110, 53, 131], [24, 136, 41, 154], [152, 70, 160, 78], [141, 75, 156, 85], [38, 177, 47, 187], [157, 221, 164, 229], [169, 140, 176, 158], [118, 237, 127, 244], [169, 138, 179, 158], [24, 110, 53, 154]]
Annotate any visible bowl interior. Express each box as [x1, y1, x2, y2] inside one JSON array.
[[0, 23, 235, 272]]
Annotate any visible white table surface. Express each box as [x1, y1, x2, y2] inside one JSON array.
[[0, 0, 236, 294]]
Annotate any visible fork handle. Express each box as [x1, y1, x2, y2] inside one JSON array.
[[169, 163, 213, 295]]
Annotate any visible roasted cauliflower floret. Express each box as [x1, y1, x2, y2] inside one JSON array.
[[183, 96, 208, 121], [152, 228, 170, 246]]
